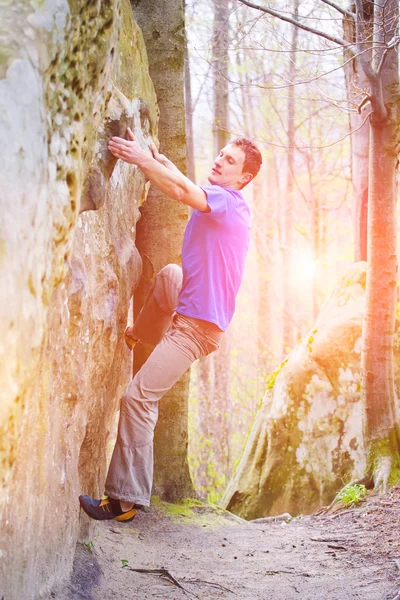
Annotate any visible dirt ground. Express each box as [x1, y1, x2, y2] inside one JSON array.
[[47, 485, 400, 600]]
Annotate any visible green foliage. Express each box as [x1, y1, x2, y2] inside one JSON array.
[[83, 540, 95, 552], [121, 559, 129, 568], [336, 483, 367, 506]]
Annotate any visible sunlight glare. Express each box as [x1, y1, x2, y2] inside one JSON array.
[[294, 251, 316, 284]]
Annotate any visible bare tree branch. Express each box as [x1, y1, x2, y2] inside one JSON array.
[[376, 34, 400, 75], [193, 109, 371, 151], [236, 0, 348, 47], [320, 0, 355, 20], [357, 94, 372, 113], [201, 44, 376, 95]]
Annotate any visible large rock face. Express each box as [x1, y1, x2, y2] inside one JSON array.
[[223, 263, 400, 519], [0, 1, 157, 598]]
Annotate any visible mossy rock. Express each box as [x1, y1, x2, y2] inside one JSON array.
[[223, 263, 387, 519]]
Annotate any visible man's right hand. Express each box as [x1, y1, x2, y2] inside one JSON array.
[[108, 128, 150, 166]]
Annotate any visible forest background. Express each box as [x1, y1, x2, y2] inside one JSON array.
[[184, 0, 400, 503]]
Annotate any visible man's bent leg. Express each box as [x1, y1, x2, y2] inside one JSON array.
[[126, 263, 182, 348], [105, 316, 222, 506]]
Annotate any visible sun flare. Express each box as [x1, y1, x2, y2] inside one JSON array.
[[294, 252, 316, 283]]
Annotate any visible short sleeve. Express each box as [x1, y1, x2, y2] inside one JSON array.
[[199, 185, 232, 219]]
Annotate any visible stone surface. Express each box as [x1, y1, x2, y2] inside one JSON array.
[[0, 1, 157, 598], [223, 262, 400, 519]]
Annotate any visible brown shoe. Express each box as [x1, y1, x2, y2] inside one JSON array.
[[124, 327, 138, 350]]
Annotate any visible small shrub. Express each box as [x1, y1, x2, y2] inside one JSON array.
[[83, 540, 95, 552], [337, 483, 367, 506]]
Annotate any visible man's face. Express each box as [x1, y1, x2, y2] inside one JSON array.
[[208, 144, 251, 190]]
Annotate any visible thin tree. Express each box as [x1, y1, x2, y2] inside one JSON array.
[[282, 0, 300, 351], [211, 0, 232, 491], [343, 1, 371, 261], [193, 0, 232, 499]]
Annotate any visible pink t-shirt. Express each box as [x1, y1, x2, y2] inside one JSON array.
[[176, 185, 251, 331]]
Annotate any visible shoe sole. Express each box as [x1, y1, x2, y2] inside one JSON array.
[[114, 508, 136, 522]]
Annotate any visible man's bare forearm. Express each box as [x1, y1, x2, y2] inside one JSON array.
[[138, 155, 207, 211], [154, 153, 183, 176], [138, 155, 190, 200], [150, 142, 185, 177]]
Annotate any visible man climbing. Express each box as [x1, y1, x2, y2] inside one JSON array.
[[79, 128, 262, 522]]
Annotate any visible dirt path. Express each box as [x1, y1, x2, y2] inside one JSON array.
[[48, 486, 400, 600]]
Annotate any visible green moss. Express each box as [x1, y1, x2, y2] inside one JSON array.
[[366, 429, 400, 486], [265, 358, 288, 391], [151, 496, 239, 528], [388, 468, 400, 486], [367, 434, 397, 467], [152, 496, 203, 517]]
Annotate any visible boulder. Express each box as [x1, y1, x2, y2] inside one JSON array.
[[0, 1, 157, 597], [223, 262, 400, 519]]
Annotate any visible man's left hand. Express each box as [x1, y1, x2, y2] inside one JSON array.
[[108, 128, 150, 165]]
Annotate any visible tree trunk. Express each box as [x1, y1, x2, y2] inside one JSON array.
[[362, 116, 399, 490], [241, 51, 277, 376], [213, 332, 231, 479], [211, 0, 232, 494], [195, 355, 214, 493], [132, 0, 195, 501], [212, 0, 230, 153], [253, 168, 275, 375], [311, 171, 319, 323], [343, 2, 371, 262], [359, 0, 400, 491], [184, 0, 196, 183], [192, 0, 231, 501], [282, 0, 299, 352]]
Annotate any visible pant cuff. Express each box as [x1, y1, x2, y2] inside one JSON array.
[[104, 488, 151, 507]]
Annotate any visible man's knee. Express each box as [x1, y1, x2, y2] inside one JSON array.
[[157, 263, 183, 288], [154, 264, 182, 314]]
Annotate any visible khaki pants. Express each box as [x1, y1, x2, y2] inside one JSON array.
[[104, 264, 223, 506]]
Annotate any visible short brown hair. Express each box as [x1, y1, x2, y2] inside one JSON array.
[[231, 137, 262, 180]]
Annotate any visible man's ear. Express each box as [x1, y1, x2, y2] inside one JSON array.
[[239, 172, 253, 187]]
